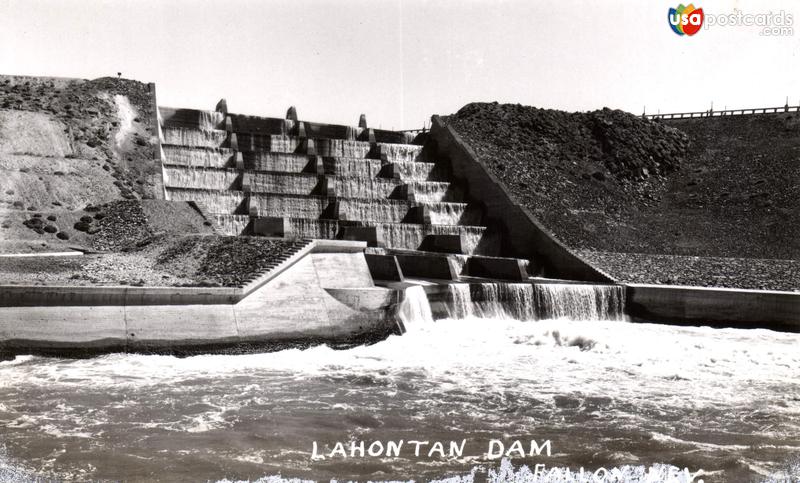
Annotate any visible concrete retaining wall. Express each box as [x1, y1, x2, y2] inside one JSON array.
[[429, 116, 612, 283], [626, 284, 800, 331], [148, 83, 166, 200], [0, 241, 399, 355]]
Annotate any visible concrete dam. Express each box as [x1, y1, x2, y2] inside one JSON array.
[[1, 81, 798, 356]]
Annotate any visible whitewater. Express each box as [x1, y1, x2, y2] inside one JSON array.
[[0, 286, 798, 482]]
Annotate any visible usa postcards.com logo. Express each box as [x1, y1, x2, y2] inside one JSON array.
[[669, 4, 705, 36]]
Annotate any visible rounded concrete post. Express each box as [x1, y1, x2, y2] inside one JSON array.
[[216, 98, 228, 114], [358, 114, 368, 129], [286, 106, 298, 122]]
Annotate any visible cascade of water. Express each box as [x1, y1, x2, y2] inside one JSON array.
[[423, 203, 471, 225], [445, 283, 474, 319], [285, 218, 338, 239], [163, 167, 239, 190], [251, 153, 309, 173], [333, 139, 372, 158], [166, 188, 245, 214], [251, 195, 327, 218], [409, 182, 461, 203], [393, 162, 439, 181], [162, 146, 234, 169], [162, 127, 227, 148], [442, 283, 626, 322], [325, 158, 382, 177], [211, 215, 250, 236], [198, 111, 226, 130], [268, 135, 302, 154], [381, 144, 424, 163], [376, 224, 425, 251], [396, 286, 434, 333], [341, 199, 408, 223], [473, 283, 536, 320], [533, 284, 626, 321], [335, 178, 397, 199], [251, 173, 317, 194]]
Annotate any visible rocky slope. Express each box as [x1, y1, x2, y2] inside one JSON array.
[[447, 102, 800, 289], [0, 75, 164, 252]]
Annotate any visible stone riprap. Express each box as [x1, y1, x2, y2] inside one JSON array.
[[447, 102, 800, 290]]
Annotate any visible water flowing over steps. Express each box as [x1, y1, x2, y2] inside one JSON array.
[[156, 105, 630, 322], [159, 107, 499, 255]]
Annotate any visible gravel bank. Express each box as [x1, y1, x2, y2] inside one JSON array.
[[447, 102, 799, 289], [577, 251, 800, 292], [0, 235, 308, 287]]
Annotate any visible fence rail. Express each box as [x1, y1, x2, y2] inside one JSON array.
[[646, 105, 800, 120]]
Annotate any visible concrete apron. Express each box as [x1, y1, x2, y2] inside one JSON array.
[[0, 247, 402, 357]]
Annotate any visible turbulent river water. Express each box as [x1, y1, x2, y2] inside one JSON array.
[[1, 298, 799, 482]]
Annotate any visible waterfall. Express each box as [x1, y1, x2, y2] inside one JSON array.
[[198, 110, 226, 130], [445, 283, 474, 319], [444, 283, 535, 320], [409, 182, 462, 203], [162, 146, 234, 169], [324, 158, 382, 177], [251, 195, 327, 219], [251, 173, 318, 194], [534, 284, 626, 321], [441, 283, 626, 322], [163, 167, 239, 190], [211, 215, 250, 236], [424, 202, 473, 225], [166, 188, 245, 215], [380, 143, 425, 162], [162, 127, 227, 148], [396, 286, 434, 333], [392, 161, 440, 181], [267, 135, 302, 154], [251, 153, 310, 173], [284, 218, 338, 239], [341, 199, 408, 223], [335, 178, 398, 199]]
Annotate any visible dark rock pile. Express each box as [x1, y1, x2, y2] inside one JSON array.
[[88, 201, 154, 251], [198, 237, 307, 286], [447, 102, 799, 289], [450, 103, 688, 182], [155, 236, 307, 287]]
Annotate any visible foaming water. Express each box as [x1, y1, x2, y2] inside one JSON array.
[[442, 283, 625, 322], [0, 315, 798, 482], [397, 286, 434, 333]]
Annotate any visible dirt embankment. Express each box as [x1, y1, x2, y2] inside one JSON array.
[[447, 102, 800, 289]]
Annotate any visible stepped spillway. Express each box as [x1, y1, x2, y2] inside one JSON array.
[[159, 107, 496, 255]]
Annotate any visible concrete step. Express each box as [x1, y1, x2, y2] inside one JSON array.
[[162, 145, 235, 169], [167, 187, 483, 225], [166, 187, 248, 214], [365, 248, 531, 281], [162, 147, 447, 183], [251, 217, 499, 255], [239, 134, 426, 162], [250, 194, 481, 225], [161, 126, 426, 162], [163, 166, 465, 202], [160, 107, 416, 145], [453, 255, 531, 281]]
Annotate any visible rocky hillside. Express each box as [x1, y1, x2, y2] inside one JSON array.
[[0, 74, 164, 252], [448, 102, 799, 260], [0, 75, 160, 207]]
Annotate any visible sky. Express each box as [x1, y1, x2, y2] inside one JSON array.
[[1, 0, 799, 129]]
